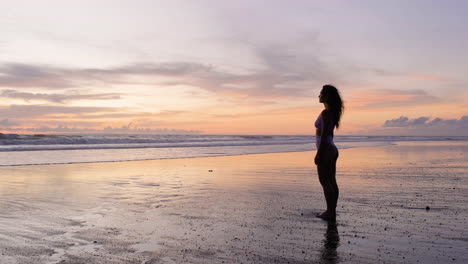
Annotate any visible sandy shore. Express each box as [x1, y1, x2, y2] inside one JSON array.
[[0, 141, 467, 263]]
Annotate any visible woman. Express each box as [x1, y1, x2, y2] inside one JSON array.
[[315, 84, 344, 221]]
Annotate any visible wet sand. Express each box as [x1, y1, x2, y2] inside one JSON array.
[[0, 141, 467, 263]]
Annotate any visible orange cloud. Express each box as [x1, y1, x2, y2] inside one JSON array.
[[346, 88, 440, 110], [406, 74, 444, 81]]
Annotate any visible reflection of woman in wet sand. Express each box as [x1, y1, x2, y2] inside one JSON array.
[[320, 222, 340, 263], [315, 84, 344, 221]]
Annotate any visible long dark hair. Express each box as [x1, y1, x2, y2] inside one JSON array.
[[322, 84, 344, 129]]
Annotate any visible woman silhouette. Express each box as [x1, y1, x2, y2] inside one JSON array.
[[315, 84, 344, 221]]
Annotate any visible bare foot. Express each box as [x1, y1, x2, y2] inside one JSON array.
[[317, 211, 329, 218], [317, 211, 336, 221]]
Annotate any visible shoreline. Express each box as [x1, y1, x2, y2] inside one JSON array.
[[2, 139, 466, 167], [0, 149, 316, 167], [0, 140, 399, 167]]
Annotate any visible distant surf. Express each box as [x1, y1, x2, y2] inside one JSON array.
[[0, 134, 466, 166]]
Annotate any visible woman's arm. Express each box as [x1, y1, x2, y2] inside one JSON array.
[[315, 110, 330, 165]]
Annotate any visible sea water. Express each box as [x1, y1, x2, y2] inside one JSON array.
[[0, 134, 466, 166]]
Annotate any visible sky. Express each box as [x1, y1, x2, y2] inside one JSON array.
[[0, 0, 467, 135]]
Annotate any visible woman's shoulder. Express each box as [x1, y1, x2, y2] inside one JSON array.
[[321, 109, 331, 117]]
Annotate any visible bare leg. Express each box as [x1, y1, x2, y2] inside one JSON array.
[[331, 162, 339, 210], [331, 148, 339, 211], [317, 164, 335, 220], [317, 146, 339, 221]]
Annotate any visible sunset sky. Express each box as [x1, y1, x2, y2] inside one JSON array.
[[1, 0, 467, 135]]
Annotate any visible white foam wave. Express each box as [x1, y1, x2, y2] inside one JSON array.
[[0, 134, 465, 166]]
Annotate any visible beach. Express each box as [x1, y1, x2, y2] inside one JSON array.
[[0, 141, 467, 263]]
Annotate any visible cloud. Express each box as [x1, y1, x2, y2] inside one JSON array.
[[411, 116, 431, 125], [371, 69, 445, 81], [383, 116, 433, 127], [351, 88, 441, 110], [0, 89, 121, 103], [0, 124, 201, 134], [102, 56, 332, 99], [0, 24, 352, 106], [378, 89, 428, 95], [383, 116, 409, 127], [0, 42, 340, 99], [0, 63, 188, 89], [0, 104, 124, 118], [0, 63, 73, 88], [0, 119, 18, 126], [406, 74, 444, 81], [366, 115, 468, 136], [37, 110, 188, 120], [0, 105, 202, 134], [383, 115, 468, 128]]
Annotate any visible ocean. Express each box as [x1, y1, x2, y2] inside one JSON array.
[[1, 133, 467, 166]]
